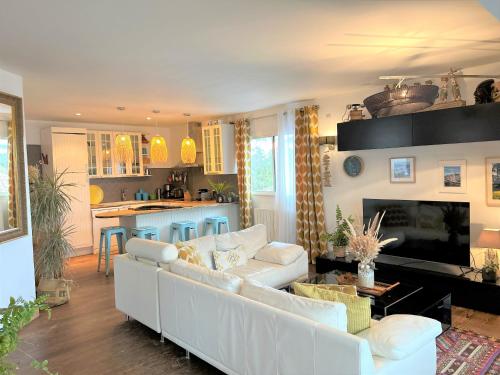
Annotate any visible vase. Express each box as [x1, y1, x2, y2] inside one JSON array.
[[332, 246, 346, 258], [358, 263, 375, 288]]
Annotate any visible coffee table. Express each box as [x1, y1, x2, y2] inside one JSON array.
[[300, 270, 451, 330]]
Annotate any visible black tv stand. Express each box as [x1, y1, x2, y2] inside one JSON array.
[[316, 254, 500, 315]]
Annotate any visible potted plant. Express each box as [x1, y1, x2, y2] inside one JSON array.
[[208, 180, 233, 203], [344, 211, 398, 288], [482, 249, 499, 282], [321, 206, 353, 258], [0, 296, 55, 374], [29, 167, 74, 307]]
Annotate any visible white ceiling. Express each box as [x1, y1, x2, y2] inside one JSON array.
[[0, 0, 499, 126]]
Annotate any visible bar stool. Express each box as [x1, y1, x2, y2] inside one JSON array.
[[98, 226, 127, 276], [130, 226, 159, 240], [203, 216, 230, 235], [170, 221, 199, 243]]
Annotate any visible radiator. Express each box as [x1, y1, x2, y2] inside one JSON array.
[[254, 208, 275, 240]]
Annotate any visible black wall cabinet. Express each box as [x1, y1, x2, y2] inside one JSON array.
[[337, 103, 500, 151]]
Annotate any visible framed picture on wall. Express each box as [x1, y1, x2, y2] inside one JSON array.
[[389, 157, 415, 183], [486, 157, 500, 207], [439, 160, 467, 194]]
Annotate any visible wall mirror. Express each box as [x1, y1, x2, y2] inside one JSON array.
[[0, 91, 28, 243]]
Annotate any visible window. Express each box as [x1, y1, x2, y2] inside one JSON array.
[[251, 136, 276, 193]]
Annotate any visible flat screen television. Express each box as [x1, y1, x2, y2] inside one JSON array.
[[363, 199, 470, 267]]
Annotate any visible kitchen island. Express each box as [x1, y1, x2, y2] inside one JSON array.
[[95, 200, 239, 242]]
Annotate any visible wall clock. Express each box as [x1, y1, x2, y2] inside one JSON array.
[[343, 155, 363, 177]]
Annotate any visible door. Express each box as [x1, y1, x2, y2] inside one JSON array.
[[87, 132, 98, 177], [212, 125, 223, 173], [99, 132, 114, 176], [202, 126, 213, 174], [52, 132, 88, 173]]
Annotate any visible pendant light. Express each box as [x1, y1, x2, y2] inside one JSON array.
[[181, 113, 196, 164], [114, 106, 134, 163], [150, 110, 168, 163]]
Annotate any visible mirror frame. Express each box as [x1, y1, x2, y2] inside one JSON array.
[[0, 91, 28, 243]]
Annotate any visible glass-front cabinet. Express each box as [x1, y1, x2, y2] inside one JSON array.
[[201, 123, 236, 175], [86, 131, 143, 178]]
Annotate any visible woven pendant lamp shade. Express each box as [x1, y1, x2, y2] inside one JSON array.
[[181, 137, 196, 164], [150, 135, 168, 163], [114, 134, 134, 163]]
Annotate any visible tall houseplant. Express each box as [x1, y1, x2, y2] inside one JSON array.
[[321, 205, 353, 258], [29, 167, 74, 306]]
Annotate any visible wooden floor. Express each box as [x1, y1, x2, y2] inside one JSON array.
[[11, 254, 500, 375]]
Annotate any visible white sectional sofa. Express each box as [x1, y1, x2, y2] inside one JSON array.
[[114, 224, 442, 375]]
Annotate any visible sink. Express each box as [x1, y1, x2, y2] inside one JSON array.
[[131, 205, 182, 211]]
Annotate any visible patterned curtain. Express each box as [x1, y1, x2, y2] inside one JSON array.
[[7, 118, 16, 228], [234, 118, 252, 228], [295, 105, 327, 263]]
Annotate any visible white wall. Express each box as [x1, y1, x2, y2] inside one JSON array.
[[0, 68, 36, 307], [26, 119, 186, 168]]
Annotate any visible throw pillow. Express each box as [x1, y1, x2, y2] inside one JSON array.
[[176, 243, 205, 267], [293, 282, 357, 296], [212, 247, 248, 271], [293, 283, 371, 334]]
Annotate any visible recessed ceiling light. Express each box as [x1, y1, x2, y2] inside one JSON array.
[[74, 113, 82, 116], [152, 109, 160, 114], [146, 116, 152, 120], [116, 106, 126, 111]]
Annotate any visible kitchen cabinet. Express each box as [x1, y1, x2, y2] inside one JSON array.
[[41, 127, 93, 251], [201, 123, 236, 174], [87, 131, 144, 178]]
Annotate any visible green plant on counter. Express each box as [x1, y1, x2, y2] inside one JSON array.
[[208, 180, 233, 195], [321, 205, 354, 247], [0, 296, 56, 375], [28, 167, 75, 283]]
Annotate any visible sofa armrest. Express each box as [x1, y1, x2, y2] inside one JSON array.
[[254, 241, 305, 265], [357, 314, 442, 360]]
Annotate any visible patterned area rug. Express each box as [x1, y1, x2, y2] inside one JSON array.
[[437, 327, 499, 375]]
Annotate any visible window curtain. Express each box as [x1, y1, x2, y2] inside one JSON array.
[[275, 109, 296, 243], [295, 105, 327, 263], [235, 118, 252, 228]]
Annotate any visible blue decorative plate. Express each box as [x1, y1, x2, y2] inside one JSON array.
[[343, 155, 363, 177]]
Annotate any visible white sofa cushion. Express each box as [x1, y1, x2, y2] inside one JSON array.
[[254, 242, 304, 265], [126, 238, 178, 264], [357, 314, 442, 360], [213, 247, 248, 271], [215, 224, 268, 259], [227, 252, 309, 289], [170, 259, 242, 293], [180, 235, 217, 269], [241, 280, 348, 331]]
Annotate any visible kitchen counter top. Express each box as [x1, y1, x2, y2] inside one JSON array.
[[94, 200, 236, 218], [91, 199, 212, 210]]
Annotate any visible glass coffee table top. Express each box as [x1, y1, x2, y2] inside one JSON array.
[[303, 270, 424, 317]]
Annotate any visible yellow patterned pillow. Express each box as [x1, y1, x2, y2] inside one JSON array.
[[293, 283, 371, 334], [293, 282, 357, 296], [212, 248, 247, 271], [176, 243, 205, 267]]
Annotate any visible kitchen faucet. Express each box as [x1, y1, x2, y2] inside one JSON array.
[[121, 188, 127, 201]]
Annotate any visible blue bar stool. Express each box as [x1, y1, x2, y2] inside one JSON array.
[[170, 221, 199, 243], [203, 216, 230, 235], [98, 226, 127, 276], [130, 226, 159, 240]]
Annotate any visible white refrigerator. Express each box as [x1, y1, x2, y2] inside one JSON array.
[[41, 127, 93, 252]]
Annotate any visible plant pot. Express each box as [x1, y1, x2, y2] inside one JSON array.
[[358, 263, 375, 288], [216, 194, 225, 203], [482, 268, 497, 282], [332, 246, 347, 258], [37, 278, 72, 307]]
